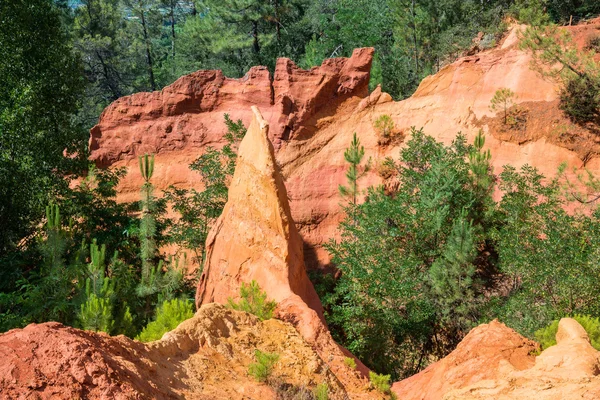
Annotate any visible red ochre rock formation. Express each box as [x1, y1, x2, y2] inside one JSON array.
[[196, 106, 372, 391], [89, 47, 374, 270], [392, 318, 600, 400], [0, 303, 376, 400], [391, 320, 539, 399], [90, 21, 600, 272]]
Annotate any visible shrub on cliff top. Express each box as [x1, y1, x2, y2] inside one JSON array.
[[535, 315, 600, 350]]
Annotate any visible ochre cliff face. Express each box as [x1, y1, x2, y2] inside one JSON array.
[[89, 47, 374, 270], [90, 21, 600, 271]]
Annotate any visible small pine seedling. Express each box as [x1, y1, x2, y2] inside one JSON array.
[[227, 280, 276, 320], [369, 371, 392, 394], [248, 349, 279, 382], [343, 357, 357, 370]]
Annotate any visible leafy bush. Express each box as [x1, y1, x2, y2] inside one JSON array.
[[534, 320, 560, 350], [136, 298, 194, 342], [326, 129, 491, 378], [248, 349, 279, 382], [314, 383, 329, 400], [535, 315, 600, 350], [369, 371, 392, 394], [343, 357, 357, 370], [227, 281, 276, 321]]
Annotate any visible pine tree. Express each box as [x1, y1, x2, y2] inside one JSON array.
[[339, 132, 370, 208], [428, 215, 478, 338], [79, 240, 115, 333], [489, 88, 516, 124], [138, 153, 156, 287], [468, 130, 493, 222], [44, 203, 65, 273], [123, 0, 160, 91]]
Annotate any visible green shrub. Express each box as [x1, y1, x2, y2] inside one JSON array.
[[314, 382, 329, 400], [374, 114, 395, 138], [535, 315, 600, 350], [136, 298, 194, 342], [227, 280, 276, 321], [248, 349, 279, 382], [343, 357, 357, 370], [369, 371, 391, 394]]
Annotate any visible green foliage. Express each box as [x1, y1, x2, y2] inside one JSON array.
[[136, 298, 194, 342], [559, 75, 600, 123], [138, 153, 157, 286], [247, 349, 279, 382], [343, 357, 357, 370], [339, 133, 370, 208], [314, 383, 329, 400], [369, 371, 392, 394], [469, 130, 493, 205], [534, 319, 560, 350], [511, 0, 551, 26], [79, 286, 115, 333], [227, 281, 276, 321], [327, 125, 600, 379], [79, 241, 114, 333], [326, 129, 493, 378], [490, 88, 516, 125], [535, 316, 600, 350], [373, 114, 395, 144], [545, 0, 600, 24], [165, 115, 246, 268], [0, 0, 85, 269]]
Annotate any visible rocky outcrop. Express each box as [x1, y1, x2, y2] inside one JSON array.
[[195, 106, 322, 315], [88, 48, 375, 269], [89, 20, 600, 272], [196, 107, 372, 393], [89, 47, 373, 168], [391, 320, 539, 400], [0, 303, 367, 400], [393, 318, 600, 400]]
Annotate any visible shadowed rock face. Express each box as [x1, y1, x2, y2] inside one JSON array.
[[392, 318, 600, 400]]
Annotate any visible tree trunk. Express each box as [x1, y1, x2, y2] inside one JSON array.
[[252, 20, 260, 55], [273, 0, 281, 42], [138, 0, 156, 91], [169, 0, 176, 58], [411, 0, 419, 75]]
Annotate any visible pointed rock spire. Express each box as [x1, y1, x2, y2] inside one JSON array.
[[195, 105, 323, 317]]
